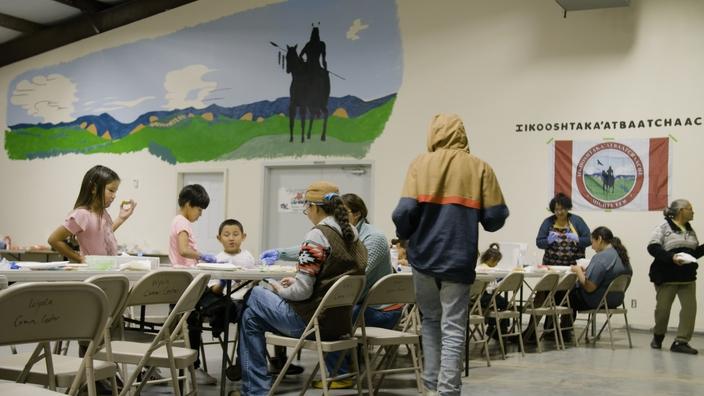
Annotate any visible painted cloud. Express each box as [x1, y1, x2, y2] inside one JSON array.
[[163, 64, 217, 110], [346, 18, 369, 40], [10, 74, 77, 123]]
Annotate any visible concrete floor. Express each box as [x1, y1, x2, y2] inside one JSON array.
[[3, 326, 701, 395], [167, 327, 704, 396]]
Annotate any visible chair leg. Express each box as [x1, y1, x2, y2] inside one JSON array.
[[516, 317, 525, 357], [188, 365, 199, 396], [495, 319, 506, 359], [464, 318, 470, 377], [269, 345, 303, 396], [605, 313, 615, 350], [532, 314, 543, 353], [555, 315, 564, 350], [350, 347, 363, 396], [299, 360, 320, 396], [623, 312, 633, 348], [409, 343, 424, 394], [199, 333, 208, 373], [316, 348, 330, 396], [363, 342, 375, 396]]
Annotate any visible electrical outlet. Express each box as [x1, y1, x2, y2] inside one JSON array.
[[631, 299, 637, 308]]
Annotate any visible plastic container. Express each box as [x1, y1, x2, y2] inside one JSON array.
[[85, 255, 160, 270]]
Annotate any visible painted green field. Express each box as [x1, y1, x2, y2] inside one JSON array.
[[584, 174, 635, 201], [5, 97, 395, 163]]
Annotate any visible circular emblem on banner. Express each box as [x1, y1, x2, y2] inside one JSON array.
[[575, 142, 644, 209]]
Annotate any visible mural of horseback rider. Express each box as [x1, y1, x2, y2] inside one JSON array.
[[299, 25, 331, 141]]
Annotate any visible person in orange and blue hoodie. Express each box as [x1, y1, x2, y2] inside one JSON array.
[[392, 113, 509, 396]]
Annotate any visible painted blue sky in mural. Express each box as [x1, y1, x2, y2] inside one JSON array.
[[7, 0, 401, 125]]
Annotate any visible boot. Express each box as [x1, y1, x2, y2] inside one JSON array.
[[650, 334, 664, 349]]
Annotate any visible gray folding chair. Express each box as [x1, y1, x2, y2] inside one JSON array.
[[94, 270, 207, 396], [0, 282, 114, 396], [552, 273, 579, 349], [354, 273, 422, 395], [484, 271, 525, 359], [523, 272, 560, 353], [265, 275, 366, 396], [578, 274, 633, 349], [465, 278, 490, 376]]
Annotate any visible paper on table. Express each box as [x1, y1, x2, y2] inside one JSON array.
[[576, 258, 590, 269], [118, 260, 151, 271], [18, 261, 68, 270], [674, 252, 698, 264], [196, 263, 241, 271]]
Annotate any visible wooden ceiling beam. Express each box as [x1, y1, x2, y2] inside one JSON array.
[[0, 0, 198, 67], [49, 0, 108, 13], [0, 12, 45, 33]]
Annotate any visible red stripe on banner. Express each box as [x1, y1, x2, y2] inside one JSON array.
[[554, 140, 572, 198], [417, 194, 481, 209], [648, 137, 669, 210]]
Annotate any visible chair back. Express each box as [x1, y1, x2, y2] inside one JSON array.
[[125, 270, 194, 307], [0, 282, 108, 346], [554, 273, 578, 305], [171, 273, 211, 316], [362, 273, 415, 307], [314, 275, 366, 314], [494, 272, 523, 293], [532, 272, 560, 293], [85, 274, 130, 321], [468, 279, 488, 315], [605, 274, 631, 294], [469, 278, 488, 301]]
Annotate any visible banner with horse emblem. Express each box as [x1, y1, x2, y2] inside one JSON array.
[[551, 138, 670, 211]]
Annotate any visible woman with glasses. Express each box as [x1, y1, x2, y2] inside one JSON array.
[[648, 199, 703, 354], [240, 181, 366, 396], [536, 192, 591, 267], [531, 193, 591, 343]]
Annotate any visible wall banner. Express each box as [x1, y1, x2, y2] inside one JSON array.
[[551, 138, 670, 211]]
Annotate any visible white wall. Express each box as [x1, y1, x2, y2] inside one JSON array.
[[1, 0, 703, 331]]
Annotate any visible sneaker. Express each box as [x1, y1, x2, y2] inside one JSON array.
[[268, 357, 304, 376], [670, 341, 698, 355], [195, 368, 218, 385], [226, 363, 242, 382], [650, 334, 664, 349], [312, 379, 355, 389], [137, 367, 165, 384]]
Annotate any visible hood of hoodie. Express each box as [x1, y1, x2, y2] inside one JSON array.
[[427, 113, 470, 153]]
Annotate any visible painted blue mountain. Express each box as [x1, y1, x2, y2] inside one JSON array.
[[9, 94, 396, 140]]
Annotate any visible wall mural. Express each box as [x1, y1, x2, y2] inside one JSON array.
[[5, 0, 402, 163]]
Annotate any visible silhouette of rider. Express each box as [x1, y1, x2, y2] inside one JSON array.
[[300, 26, 327, 71], [607, 165, 614, 178]]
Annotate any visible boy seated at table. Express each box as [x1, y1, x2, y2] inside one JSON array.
[[187, 218, 254, 384]]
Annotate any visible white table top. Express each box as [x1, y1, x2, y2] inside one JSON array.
[[0, 267, 295, 282]]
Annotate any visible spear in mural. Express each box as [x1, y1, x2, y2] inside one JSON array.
[[269, 41, 346, 80]]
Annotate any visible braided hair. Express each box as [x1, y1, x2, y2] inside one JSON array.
[[319, 193, 356, 244]]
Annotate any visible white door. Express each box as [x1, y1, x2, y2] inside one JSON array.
[[262, 162, 372, 252], [179, 171, 227, 255]]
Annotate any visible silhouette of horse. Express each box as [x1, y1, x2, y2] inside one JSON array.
[[601, 170, 615, 193], [285, 45, 330, 142]]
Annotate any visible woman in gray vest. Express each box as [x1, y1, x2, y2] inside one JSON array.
[[239, 181, 366, 396]]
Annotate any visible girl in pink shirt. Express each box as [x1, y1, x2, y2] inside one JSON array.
[[48, 165, 136, 263]]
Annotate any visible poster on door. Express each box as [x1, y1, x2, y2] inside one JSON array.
[[278, 188, 307, 213]]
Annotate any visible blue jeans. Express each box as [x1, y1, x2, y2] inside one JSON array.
[[324, 304, 402, 375], [239, 286, 307, 396], [413, 271, 471, 396]]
